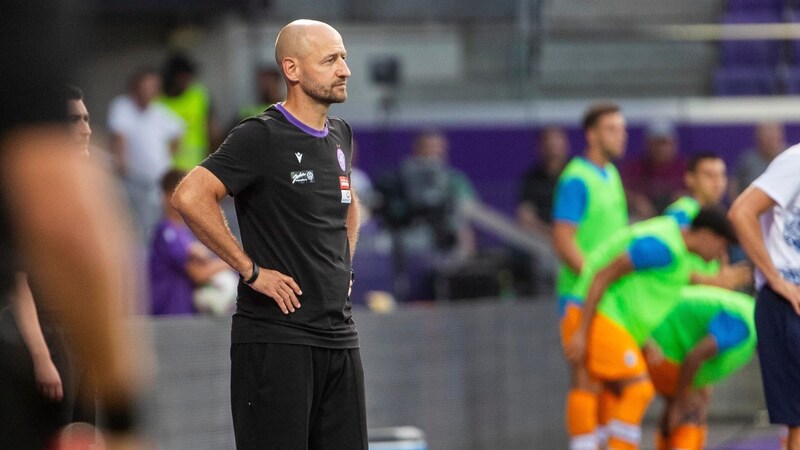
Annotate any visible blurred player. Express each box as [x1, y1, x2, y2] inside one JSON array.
[[552, 103, 628, 450], [563, 208, 738, 450], [663, 152, 751, 289], [643, 285, 756, 450]]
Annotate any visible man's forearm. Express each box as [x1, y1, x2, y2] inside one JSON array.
[[172, 169, 251, 276], [730, 201, 781, 285], [346, 190, 360, 259], [9, 274, 51, 362]]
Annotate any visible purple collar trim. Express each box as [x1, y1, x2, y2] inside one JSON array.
[[275, 103, 329, 138]]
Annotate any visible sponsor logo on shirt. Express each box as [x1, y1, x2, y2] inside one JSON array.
[[339, 176, 350, 190], [295, 152, 303, 163], [341, 190, 352, 203], [336, 145, 346, 172], [291, 170, 315, 184]]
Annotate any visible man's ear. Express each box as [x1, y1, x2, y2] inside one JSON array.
[[282, 57, 300, 83]]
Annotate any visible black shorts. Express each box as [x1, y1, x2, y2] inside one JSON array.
[[755, 285, 800, 426], [230, 343, 367, 450]]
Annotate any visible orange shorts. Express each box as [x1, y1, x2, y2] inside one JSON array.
[[647, 357, 680, 397], [561, 303, 648, 381]]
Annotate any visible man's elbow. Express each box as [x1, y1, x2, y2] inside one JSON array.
[[727, 201, 746, 231], [171, 184, 193, 216]]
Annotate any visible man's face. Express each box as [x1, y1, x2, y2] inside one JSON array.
[[756, 123, 785, 159], [137, 73, 162, 105], [692, 229, 728, 262], [687, 158, 727, 205], [67, 99, 91, 155], [589, 112, 627, 160], [540, 130, 568, 167], [297, 28, 351, 105]]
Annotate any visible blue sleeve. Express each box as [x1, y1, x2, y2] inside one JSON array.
[[552, 178, 587, 224], [665, 209, 691, 228], [628, 236, 673, 270], [708, 311, 750, 353]]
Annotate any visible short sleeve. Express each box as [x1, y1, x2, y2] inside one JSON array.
[[107, 98, 129, 134], [752, 146, 800, 208], [708, 311, 750, 353], [553, 178, 587, 224], [628, 236, 673, 270], [201, 120, 267, 195]]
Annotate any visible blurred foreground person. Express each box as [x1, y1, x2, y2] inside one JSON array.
[[1, 1, 149, 449]]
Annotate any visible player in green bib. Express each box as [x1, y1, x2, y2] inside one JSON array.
[[644, 285, 755, 450], [551, 103, 629, 450], [159, 54, 222, 170], [563, 208, 738, 450], [663, 152, 751, 289]]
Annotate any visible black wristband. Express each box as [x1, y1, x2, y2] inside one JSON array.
[[243, 260, 260, 285]]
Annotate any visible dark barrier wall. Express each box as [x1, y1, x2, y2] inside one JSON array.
[[142, 299, 764, 449]]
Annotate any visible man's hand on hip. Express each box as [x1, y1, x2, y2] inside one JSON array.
[[251, 268, 303, 314]]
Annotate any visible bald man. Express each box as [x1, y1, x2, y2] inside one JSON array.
[[172, 20, 366, 449]]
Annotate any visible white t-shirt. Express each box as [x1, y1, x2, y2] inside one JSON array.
[[752, 143, 800, 289], [107, 95, 185, 183]]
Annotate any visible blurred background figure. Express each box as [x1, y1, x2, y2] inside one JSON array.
[[375, 130, 478, 301], [623, 121, 687, 220], [65, 85, 92, 157], [149, 169, 236, 317], [108, 68, 185, 243], [517, 126, 569, 237], [160, 53, 223, 171], [730, 122, 786, 198], [235, 65, 285, 122]]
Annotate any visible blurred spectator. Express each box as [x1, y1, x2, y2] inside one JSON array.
[[517, 126, 569, 237], [730, 122, 786, 198], [375, 130, 478, 301], [350, 139, 376, 220], [160, 53, 222, 171], [237, 65, 285, 120], [108, 68, 184, 243], [149, 169, 235, 316], [399, 130, 477, 256], [622, 121, 687, 220]]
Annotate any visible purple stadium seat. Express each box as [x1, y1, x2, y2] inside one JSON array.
[[721, 10, 784, 67], [726, 0, 784, 13], [713, 66, 779, 95]]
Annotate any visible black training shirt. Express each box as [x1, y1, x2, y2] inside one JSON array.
[[201, 104, 358, 348]]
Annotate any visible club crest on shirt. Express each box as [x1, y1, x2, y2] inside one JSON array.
[[290, 170, 315, 184], [336, 145, 346, 172]]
